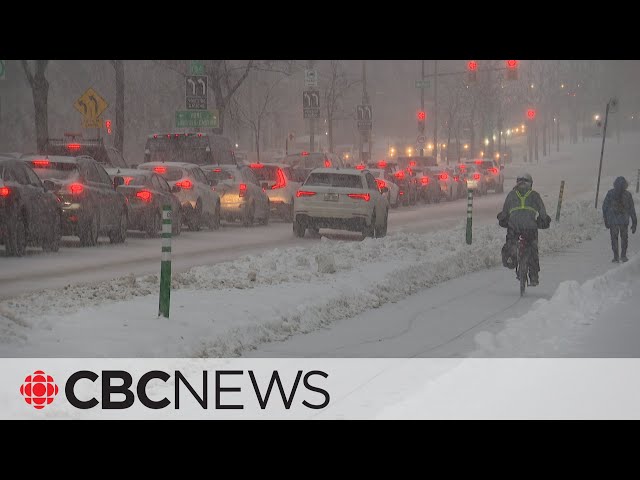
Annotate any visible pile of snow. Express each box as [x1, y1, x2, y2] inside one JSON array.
[[472, 254, 639, 356], [0, 199, 609, 357]]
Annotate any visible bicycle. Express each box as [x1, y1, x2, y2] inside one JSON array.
[[515, 232, 535, 296]]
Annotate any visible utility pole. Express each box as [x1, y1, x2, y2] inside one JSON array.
[[308, 59, 315, 152], [433, 60, 438, 162], [360, 60, 370, 163], [420, 60, 425, 157]]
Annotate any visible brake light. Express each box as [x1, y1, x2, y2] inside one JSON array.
[[198, 133, 202, 137], [296, 190, 316, 197], [394, 171, 405, 179], [154, 166, 167, 174], [409, 160, 416, 167], [32, 159, 50, 167], [153, 134, 158, 139], [0, 186, 10, 197], [69, 183, 84, 195], [136, 190, 153, 202], [473, 173, 480, 180], [399, 191, 404, 195], [301, 151, 309, 156], [175, 180, 193, 189], [439, 173, 449, 180], [347, 193, 370, 201], [67, 143, 81, 150], [487, 167, 498, 174], [272, 168, 287, 189], [239, 183, 247, 197], [377, 161, 387, 168], [421, 177, 430, 184], [454, 175, 460, 182], [459, 164, 466, 170], [213, 168, 222, 172], [324, 160, 331, 167], [475, 160, 482, 164], [355, 164, 366, 170], [250, 163, 264, 169], [376, 178, 386, 189]]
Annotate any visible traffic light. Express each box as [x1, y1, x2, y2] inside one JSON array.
[[467, 60, 478, 82], [417, 110, 426, 133], [527, 108, 536, 120], [506, 60, 519, 80], [105, 119, 112, 135]]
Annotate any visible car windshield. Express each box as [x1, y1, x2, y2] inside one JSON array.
[[140, 165, 184, 181], [31, 162, 80, 181], [251, 166, 280, 182], [284, 153, 327, 170], [123, 175, 149, 186], [304, 173, 362, 188]]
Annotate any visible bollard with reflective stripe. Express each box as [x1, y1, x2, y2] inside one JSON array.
[[159, 205, 172, 318], [555, 180, 565, 222], [466, 189, 473, 245]]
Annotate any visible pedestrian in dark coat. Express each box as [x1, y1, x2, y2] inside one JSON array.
[[602, 176, 637, 263]]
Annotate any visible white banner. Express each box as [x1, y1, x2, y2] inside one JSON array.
[[3, 358, 640, 419]]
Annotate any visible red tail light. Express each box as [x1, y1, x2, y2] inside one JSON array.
[[473, 173, 481, 180], [376, 178, 386, 189], [32, 159, 50, 167], [475, 160, 482, 164], [154, 166, 167, 174], [175, 180, 193, 189], [153, 134, 158, 139], [324, 160, 331, 167], [296, 190, 316, 197], [399, 191, 405, 195], [409, 160, 417, 167], [239, 183, 247, 197], [378, 161, 387, 168], [487, 167, 498, 174], [459, 164, 466, 170], [439, 173, 449, 180], [301, 151, 309, 156], [421, 177, 430, 185], [0, 186, 10, 197], [355, 164, 366, 170], [272, 168, 287, 189], [123, 176, 134, 185], [67, 143, 81, 151], [213, 168, 222, 172], [69, 183, 84, 195], [250, 163, 264, 169], [454, 175, 460, 182], [136, 190, 153, 202], [394, 171, 405, 179], [348, 193, 370, 201]]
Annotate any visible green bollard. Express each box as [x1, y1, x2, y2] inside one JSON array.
[[466, 189, 473, 245], [159, 205, 172, 318]]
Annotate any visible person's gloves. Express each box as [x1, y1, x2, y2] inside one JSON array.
[[604, 219, 610, 229], [633, 224, 637, 234]]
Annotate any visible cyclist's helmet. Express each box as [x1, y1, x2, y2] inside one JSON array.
[[516, 173, 533, 186]]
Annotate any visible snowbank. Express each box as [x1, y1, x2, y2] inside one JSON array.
[[473, 253, 640, 356], [0, 199, 609, 357]]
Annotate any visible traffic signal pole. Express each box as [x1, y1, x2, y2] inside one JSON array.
[[420, 60, 425, 157], [433, 60, 438, 163]]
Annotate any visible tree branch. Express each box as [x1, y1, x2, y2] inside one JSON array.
[[21, 60, 34, 87]]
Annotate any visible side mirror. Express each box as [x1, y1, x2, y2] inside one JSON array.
[[43, 180, 56, 192], [171, 185, 181, 193], [380, 186, 389, 194], [113, 176, 125, 188]]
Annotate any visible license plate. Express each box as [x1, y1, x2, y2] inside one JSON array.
[[324, 193, 339, 202]]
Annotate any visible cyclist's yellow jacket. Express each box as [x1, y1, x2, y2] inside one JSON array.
[[500, 186, 548, 231]]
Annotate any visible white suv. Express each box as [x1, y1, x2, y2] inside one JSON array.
[[293, 168, 389, 239]]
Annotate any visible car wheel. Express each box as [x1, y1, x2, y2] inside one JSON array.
[[242, 202, 255, 227], [109, 209, 128, 244], [147, 211, 161, 238], [79, 213, 99, 247], [5, 212, 27, 257], [293, 219, 306, 238], [188, 199, 202, 231], [283, 201, 294, 223], [362, 213, 375, 240], [258, 202, 270, 225], [42, 212, 61, 252], [376, 210, 388, 238], [210, 202, 221, 230]]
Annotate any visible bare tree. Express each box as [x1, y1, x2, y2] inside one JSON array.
[[21, 60, 49, 152], [110, 60, 125, 154], [322, 60, 360, 153]]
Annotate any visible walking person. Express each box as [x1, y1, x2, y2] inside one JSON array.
[[602, 176, 637, 263]]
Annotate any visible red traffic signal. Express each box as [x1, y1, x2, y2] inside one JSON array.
[[105, 119, 112, 134], [467, 61, 478, 71], [527, 109, 536, 120], [417, 111, 426, 121]]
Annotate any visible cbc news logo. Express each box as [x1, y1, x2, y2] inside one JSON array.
[[19, 370, 59, 410]]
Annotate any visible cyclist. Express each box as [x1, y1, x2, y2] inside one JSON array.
[[497, 173, 551, 286]]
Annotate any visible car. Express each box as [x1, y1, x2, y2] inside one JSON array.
[[248, 162, 301, 222], [41, 135, 129, 168], [21, 154, 128, 246], [423, 166, 457, 202], [105, 168, 183, 237], [452, 164, 469, 199], [367, 168, 400, 208], [366, 160, 398, 177], [282, 151, 334, 183], [411, 166, 441, 204], [293, 167, 389, 239], [0, 156, 63, 256], [392, 168, 419, 206], [143, 132, 236, 166], [201, 164, 270, 226], [465, 158, 504, 193], [396, 155, 437, 170], [462, 164, 489, 195], [137, 162, 221, 231]]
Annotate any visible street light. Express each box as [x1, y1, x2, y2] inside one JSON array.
[[463, 144, 469, 150], [484, 138, 489, 146], [427, 143, 433, 150]]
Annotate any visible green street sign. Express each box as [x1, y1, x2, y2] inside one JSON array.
[[0, 60, 5, 80], [415, 79, 430, 89], [175, 110, 219, 128], [190, 60, 205, 76]]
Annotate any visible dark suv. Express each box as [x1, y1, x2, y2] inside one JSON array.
[[21, 155, 129, 246], [41, 136, 129, 168], [1, 157, 63, 256]]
